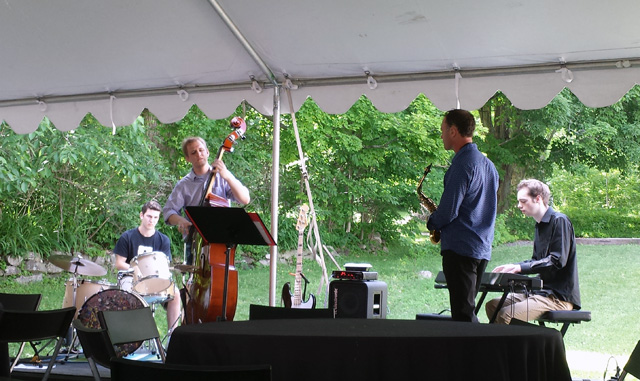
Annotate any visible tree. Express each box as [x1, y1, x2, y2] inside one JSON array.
[[276, 95, 446, 247], [478, 87, 640, 214], [0, 115, 167, 256]]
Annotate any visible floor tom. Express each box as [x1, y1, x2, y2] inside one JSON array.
[[141, 283, 176, 305]]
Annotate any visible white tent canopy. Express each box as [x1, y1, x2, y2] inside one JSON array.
[[2, 0, 640, 133], [4, 0, 640, 305]]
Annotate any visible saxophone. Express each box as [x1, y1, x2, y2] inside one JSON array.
[[417, 164, 441, 244]]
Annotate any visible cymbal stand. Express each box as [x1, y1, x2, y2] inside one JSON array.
[[63, 269, 81, 361]]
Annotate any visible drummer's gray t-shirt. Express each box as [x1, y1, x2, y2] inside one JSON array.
[[113, 228, 171, 264]]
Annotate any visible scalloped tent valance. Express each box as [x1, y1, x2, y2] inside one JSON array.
[[1, 0, 640, 134]]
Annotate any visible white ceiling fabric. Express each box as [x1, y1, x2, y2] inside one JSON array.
[[2, 0, 640, 133]]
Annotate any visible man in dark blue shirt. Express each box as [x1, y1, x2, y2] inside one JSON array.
[[114, 200, 181, 334], [485, 179, 580, 324], [427, 109, 499, 322]]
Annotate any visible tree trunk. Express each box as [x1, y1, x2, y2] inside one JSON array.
[[479, 101, 516, 214]]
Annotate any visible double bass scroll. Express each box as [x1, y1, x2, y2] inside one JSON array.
[[200, 116, 247, 207]]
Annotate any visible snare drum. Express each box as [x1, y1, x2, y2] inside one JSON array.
[[141, 283, 176, 305], [77, 289, 148, 357], [133, 251, 172, 295], [63, 278, 115, 316], [117, 269, 135, 292]]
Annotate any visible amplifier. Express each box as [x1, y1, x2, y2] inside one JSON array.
[[329, 280, 387, 319], [331, 270, 378, 281]]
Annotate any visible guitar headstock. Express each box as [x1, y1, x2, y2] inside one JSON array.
[[295, 204, 310, 232]]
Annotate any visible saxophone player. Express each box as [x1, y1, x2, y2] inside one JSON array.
[[426, 109, 499, 322]]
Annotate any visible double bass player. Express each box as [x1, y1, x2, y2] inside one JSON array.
[[163, 135, 250, 263], [163, 134, 250, 323]]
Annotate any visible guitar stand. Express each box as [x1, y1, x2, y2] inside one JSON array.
[[300, 273, 311, 302]]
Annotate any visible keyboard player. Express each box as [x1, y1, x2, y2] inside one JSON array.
[[485, 179, 581, 324]]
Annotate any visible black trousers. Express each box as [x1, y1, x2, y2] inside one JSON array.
[[442, 250, 488, 322]]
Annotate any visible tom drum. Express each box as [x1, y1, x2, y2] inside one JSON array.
[[132, 251, 172, 295]]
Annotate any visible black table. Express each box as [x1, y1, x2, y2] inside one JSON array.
[[166, 319, 571, 381], [0, 342, 8, 378]]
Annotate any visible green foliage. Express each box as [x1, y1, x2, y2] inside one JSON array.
[[567, 208, 640, 238], [480, 88, 640, 217], [276, 95, 445, 250], [2, 89, 640, 260], [0, 115, 167, 257], [546, 88, 640, 172], [547, 164, 640, 238]]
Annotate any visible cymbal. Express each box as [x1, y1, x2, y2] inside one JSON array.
[[172, 264, 197, 273], [49, 255, 107, 276]]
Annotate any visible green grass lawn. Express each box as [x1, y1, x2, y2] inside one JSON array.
[[1, 243, 638, 379]]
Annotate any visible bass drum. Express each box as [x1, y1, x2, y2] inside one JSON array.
[[77, 289, 148, 357], [62, 278, 115, 317]]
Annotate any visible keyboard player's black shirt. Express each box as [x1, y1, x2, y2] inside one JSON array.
[[517, 207, 581, 309]]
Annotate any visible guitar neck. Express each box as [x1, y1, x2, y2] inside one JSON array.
[[293, 230, 304, 305]]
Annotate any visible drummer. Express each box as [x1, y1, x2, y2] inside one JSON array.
[[113, 200, 181, 335]]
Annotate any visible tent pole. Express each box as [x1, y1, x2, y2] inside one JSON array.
[[207, 0, 278, 86], [268, 86, 281, 306]]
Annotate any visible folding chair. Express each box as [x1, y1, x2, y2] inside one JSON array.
[[620, 340, 640, 380], [110, 357, 272, 381], [0, 306, 76, 381], [0, 293, 41, 311], [0, 293, 42, 372], [72, 319, 115, 381], [97, 307, 166, 363]]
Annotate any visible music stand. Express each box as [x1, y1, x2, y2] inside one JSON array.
[[185, 206, 276, 321]]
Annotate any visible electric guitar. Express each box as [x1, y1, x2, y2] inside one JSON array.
[[282, 204, 316, 309]]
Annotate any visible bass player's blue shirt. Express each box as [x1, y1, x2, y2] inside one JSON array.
[[426, 143, 499, 260]]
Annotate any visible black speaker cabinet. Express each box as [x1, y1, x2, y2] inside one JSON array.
[[329, 280, 387, 319]]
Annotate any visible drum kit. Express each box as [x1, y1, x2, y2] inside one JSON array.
[[49, 252, 194, 356]]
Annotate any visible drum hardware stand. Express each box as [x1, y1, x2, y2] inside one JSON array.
[[48, 254, 108, 362], [162, 312, 182, 351], [63, 271, 82, 362]]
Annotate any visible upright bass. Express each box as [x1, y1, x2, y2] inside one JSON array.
[[185, 117, 247, 323]]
